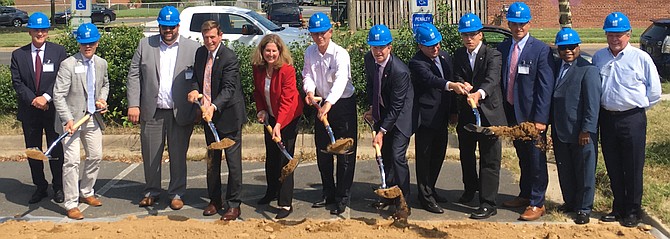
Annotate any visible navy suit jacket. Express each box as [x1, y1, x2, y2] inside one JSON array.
[[498, 36, 555, 124], [190, 43, 247, 134], [409, 49, 457, 130], [11, 42, 68, 122], [550, 56, 601, 143], [365, 52, 415, 138], [453, 44, 507, 126]]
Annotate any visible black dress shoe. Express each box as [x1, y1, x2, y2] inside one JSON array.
[[457, 191, 475, 204], [53, 190, 64, 203], [275, 207, 293, 219], [29, 190, 48, 204], [421, 202, 444, 214], [370, 201, 393, 210], [557, 204, 575, 213], [257, 195, 277, 205], [312, 198, 334, 208], [600, 211, 620, 222], [574, 211, 590, 224], [621, 214, 640, 227], [330, 203, 346, 215], [470, 207, 497, 219], [433, 194, 449, 203]]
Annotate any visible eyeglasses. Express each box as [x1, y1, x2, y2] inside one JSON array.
[[160, 25, 177, 30], [460, 31, 480, 38], [310, 31, 328, 37], [558, 44, 578, 51]]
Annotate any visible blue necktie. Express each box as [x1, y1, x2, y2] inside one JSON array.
[[86, 60, 96, 114], [558, 63, 570, 84], [372, 63, 381, 122]]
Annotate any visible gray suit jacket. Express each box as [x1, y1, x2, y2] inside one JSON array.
[[126, 35, 200, 126], [53, 52, 110, 133], [550, 56, 601, 143]]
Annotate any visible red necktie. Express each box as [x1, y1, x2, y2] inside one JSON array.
[[507, 42, 519, 104], [202, 52, 213, 107], [35, 49, 42, 92]]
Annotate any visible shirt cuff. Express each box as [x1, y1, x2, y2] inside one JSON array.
[[379, 127, 388, 135], [477, 89, 486, 99], [212, 104, 218, 111], [42, 93, 52, 102], [444, 81, 453, 91]]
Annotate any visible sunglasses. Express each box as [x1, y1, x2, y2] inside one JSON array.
[[558, 44, 578, 51], [160, 25, 177, 30]]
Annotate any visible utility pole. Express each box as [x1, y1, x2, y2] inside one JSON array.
[[558, 0, 572, 28]]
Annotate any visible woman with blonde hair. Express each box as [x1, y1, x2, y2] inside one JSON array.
[[252, 34, 303, 219]]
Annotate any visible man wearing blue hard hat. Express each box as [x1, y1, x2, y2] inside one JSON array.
[[497, 1, 555, 221], [302, 12, 357, 215], [409, 22, 466, 214], [53, 22, 109, 220], [593, 12, 661, 227], [453, 13, 507, 219], [551, 28, 601, 225], [11, 12, 68, 205], [363, 24, 415, 220], [127, 6, 200, 211]]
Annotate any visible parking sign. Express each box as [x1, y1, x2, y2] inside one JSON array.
[[412, 13, 433, 31], [76, 0, 86, 10]]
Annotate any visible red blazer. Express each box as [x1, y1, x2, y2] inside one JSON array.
[[253, 64, 303, 129]]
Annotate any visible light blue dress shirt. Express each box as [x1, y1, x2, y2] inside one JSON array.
[[592, 43, 661, 111]]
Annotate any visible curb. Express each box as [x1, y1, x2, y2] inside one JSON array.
[[643, 212, 670, 239]]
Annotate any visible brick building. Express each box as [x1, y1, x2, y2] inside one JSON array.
[[486, 0, 670, 29]]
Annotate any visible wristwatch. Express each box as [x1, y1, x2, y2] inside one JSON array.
[[379, 127, 387, 135]]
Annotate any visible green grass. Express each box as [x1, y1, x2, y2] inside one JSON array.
[[530, 28, 643, 44], [662, 82, 670, 94], [114, 8, 163, 18], [0, 29, 68, 47]]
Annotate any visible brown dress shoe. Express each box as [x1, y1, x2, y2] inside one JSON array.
[[67, 208, 84, 220], [519, 206, 546, 221], [170, 199, 184, 210], [81, 196, 102, 207], [221, 207, 241, 221], [502, 197, 530, 208], [139, 196, 157, 207], [203, 203, 221, 216]]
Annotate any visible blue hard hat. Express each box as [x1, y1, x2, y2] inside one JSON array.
[[367, 24, 393, 46], [27, 12, 50, 29], [414, 23, 442, 46], [603, 12, 631, 33], [506, 2, 532, 23], [308, 12, 332, 33], [76, 23, 101, 44], [458, 13, 483, 33], [555, 28, 581, 46], [157, 6, 180, 27]]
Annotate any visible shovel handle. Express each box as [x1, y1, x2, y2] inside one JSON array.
[[467, 97, 477, 109], [72, 113, 93, 129], [264, 124, 281, 143]]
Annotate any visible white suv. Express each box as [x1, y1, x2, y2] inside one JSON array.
[[144, 6, 309, 46]]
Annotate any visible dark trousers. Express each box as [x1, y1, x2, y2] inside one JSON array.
[[380, 127, 411, 199], [504, 102, 548, 207], [21, 112, 63, 192], [414, 125, 447, 204], [553, 133, 597, 213], [204, 124, 242, 208], [457, 112, 502, 208], [314, 96, 357, 204], [263, 116, 299, 207], [600, 108, 646, 216]]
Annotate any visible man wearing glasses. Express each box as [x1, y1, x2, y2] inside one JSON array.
[[302, 12, 357, 215], [497, 2, 555, 221], [551, 28, 601, 225], [127, 6, 200, 211], [593, 12, 661, 227], [452, 14, 507, 219], [408, 23, 466, 214]]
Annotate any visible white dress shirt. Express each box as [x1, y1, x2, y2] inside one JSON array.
[[466, 41, 487, 99], [302, 40, 354, 105], [31, 43, 52, 101], [157, 36, 180, 109]]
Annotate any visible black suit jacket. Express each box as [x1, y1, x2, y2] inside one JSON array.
[[190, 43, 247, 133], [11, 42, 68, 122], [409, 50, 457, 130], [365, 52, 415, 138], [453, 44, 507, 126]]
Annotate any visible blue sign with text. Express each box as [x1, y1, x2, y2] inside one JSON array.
[[412, 13, 433, 30], [417, 0, 428, 6], [76, 0, 86, 10]]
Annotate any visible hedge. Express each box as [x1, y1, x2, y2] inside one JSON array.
[[1, 7, 462, 128]]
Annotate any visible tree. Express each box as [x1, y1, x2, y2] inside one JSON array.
[[558, 0, 572, 28]]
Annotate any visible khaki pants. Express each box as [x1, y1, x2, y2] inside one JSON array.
[[62, 119, 102, 210]]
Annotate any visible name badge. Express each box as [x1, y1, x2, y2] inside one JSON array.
[[518, 65, 530, 75], [75, 65, 86, 74], [185, 69, 193, 80], [43, 63, 55, 72]]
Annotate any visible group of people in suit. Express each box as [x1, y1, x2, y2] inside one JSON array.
[[12, 2, 660, 227]]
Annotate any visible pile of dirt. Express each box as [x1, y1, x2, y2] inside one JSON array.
[[0, 216, 654, 239]]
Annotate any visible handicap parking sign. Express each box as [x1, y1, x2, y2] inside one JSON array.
[[412, 13, 433, 31], [417, 0, 428, 7], [76, 0, 86, 10]]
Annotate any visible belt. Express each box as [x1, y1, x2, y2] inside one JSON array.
[[156, 108, 173, 110], [601, 107, 643, 116]]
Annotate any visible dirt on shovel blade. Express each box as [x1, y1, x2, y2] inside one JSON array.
[[326, 138, 354, 154], [25, 148, 48, 161], [207, 138, 236, 150], [279, 159, 299, 182], [374, 185, 402, 199], [488, 122, 540, 140]]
